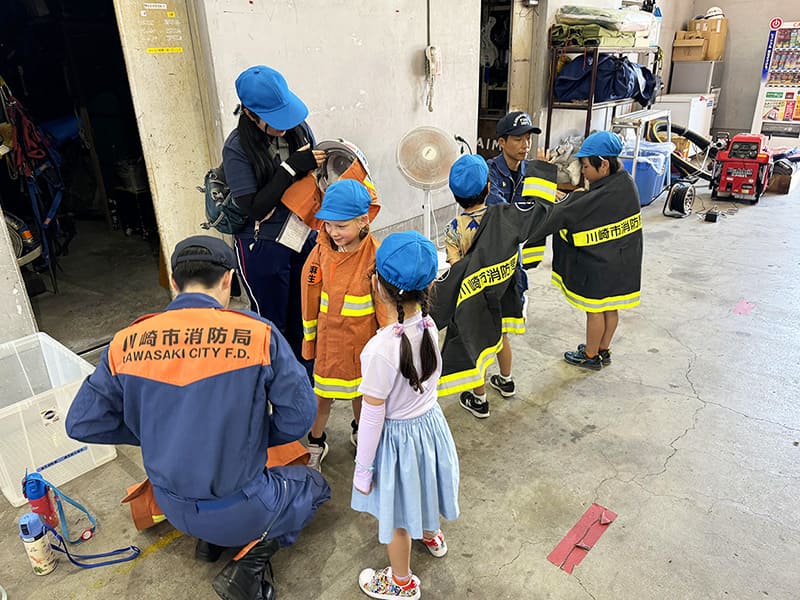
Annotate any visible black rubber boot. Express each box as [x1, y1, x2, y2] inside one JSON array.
[[195, 539, 226, 563], [212, 538, 279, 600]]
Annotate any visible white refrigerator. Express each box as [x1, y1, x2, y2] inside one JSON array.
[[653, 94, 715, 137], [751, 18, 800, 142]]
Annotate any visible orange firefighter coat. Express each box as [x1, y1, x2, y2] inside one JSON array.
[[301, 227, 387, 399], [282, 158, 379, 230]]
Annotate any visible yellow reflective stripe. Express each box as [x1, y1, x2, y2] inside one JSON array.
[[320, 291, 329, 313], [363, 176, 376, 191], [502, 317, 526, 335], [521, 176, 557, 203], [551, 272, 640, 313], [437, 338, 504, 397], [571, 213, 642, 247], [302, 319, 317, 341], [341, 293, 375, 317], [314, 373, 362, 399], [521, 245, 544, 266], [457, 252, 518, 306]]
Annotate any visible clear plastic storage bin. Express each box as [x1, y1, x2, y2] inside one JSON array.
[[620, 141, 675, 206], [0, 332, 117, 507]]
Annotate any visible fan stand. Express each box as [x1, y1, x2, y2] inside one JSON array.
[[422, 189, 433, 240]]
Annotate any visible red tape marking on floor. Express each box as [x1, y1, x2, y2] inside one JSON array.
[[547, 503, 617, 574]]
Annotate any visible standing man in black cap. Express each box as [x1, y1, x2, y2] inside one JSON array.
[[485, 111, 545, 398], [487, 111, 542, 208], [66, 235, 330, 600]]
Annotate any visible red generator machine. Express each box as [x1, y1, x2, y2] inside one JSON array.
[[710, 133, 773, 203]]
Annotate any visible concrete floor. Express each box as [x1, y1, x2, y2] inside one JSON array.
[[1, 186, 799, 600], [29, 219, 169, 354]]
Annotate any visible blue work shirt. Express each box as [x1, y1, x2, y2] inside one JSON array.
[[487, 152, 527, 206], [66, 293, 316, 500]]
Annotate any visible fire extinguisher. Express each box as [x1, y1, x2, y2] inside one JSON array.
[[22, 471, 59, 529]]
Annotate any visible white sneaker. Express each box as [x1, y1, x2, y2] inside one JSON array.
[[421, 530, 448, 558], [358, 566, 420, 599], [307, 442, 329, 472]]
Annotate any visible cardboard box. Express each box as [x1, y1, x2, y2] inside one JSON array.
[[767, 172, 799, 195], [672, 135, 692, 158], [673, 33, 707, 62], [690, 18, 728, 36], [691, 30, 726, 60], [689, 18, 727, 60]]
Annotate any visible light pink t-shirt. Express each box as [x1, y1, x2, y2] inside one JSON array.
[[358, 312, 442, 420]]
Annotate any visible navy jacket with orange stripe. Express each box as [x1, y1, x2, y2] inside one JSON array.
[[66, 293, 316, 501]]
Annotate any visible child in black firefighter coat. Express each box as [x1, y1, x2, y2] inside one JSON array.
[[553, 131, 643, 370]]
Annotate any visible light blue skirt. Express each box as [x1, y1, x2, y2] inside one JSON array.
[[351, 403, 460, 544]]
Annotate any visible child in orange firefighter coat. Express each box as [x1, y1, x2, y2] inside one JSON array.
[[301, 179, 386, 471]]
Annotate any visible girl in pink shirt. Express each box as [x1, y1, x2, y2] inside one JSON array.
[[351, 231, 460, 600]]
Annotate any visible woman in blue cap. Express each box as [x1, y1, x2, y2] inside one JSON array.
[[553, 131, 643, 370], [300, 179, 386, 471], [222, 65, 325, 375], [352, 231, 459, 600]]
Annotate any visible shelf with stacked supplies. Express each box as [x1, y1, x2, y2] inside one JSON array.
[[544, 45, 661, 150]]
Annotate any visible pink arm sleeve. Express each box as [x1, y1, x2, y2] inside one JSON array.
[[353, 398, 386, 493]]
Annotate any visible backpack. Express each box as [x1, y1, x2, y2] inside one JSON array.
[[555, 54, 653, 105], [198, 166, 249, 235]]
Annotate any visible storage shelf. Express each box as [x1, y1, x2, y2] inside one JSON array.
[[551, 45, 659, 54], [551, 98, 637, 111]]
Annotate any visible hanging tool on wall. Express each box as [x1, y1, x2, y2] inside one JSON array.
[[423, 0, 441, 112]]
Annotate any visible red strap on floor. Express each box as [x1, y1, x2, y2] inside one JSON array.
[[547, 503, 617, 574]]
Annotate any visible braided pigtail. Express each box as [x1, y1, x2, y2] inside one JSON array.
[[396, 300, 423, 392], [418, 289, 438, 386]]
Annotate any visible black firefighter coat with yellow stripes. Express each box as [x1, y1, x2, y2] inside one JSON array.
[[431, 160, 559, 398], [551, 169, 643, 313]]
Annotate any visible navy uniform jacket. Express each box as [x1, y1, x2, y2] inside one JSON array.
[[66, 293, 316, 501], [487, 153, 545, 269], [551, 169, 643, 312]]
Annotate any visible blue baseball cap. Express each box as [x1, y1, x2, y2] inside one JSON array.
[[235, 66, 308, 131], [315, 180, 371, 221], [449, 154, 489, 198], [574, 131, 624, 158], [376, 231, 438, 292]]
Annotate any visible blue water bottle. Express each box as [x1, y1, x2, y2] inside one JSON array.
[[19, 513, 58, 575]]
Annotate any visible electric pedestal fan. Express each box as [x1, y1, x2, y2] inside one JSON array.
[[396, 126, 459, 240]]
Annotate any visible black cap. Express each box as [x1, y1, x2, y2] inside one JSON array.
[[496, 111, 541, 137], [171, 235, 241, 296]]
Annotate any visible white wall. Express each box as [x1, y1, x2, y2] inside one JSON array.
[[692, 0, 800, 132], [660, 0, 696, 84], [197, 0, 481, 231]]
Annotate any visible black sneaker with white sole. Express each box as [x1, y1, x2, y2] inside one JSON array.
[[564, 348, 603, 370], [488, 374, 516, 397], [459, 391, 490, 418], [577, 343, 611, 366]]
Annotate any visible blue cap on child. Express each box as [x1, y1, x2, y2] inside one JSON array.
[[376, 231, 438, 292], [449, 154, 489, 198], [315, 179, 372, 221], [574, 131, 623, 158]]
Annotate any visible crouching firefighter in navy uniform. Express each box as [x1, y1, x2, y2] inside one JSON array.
[[66, 235, 331, 600]]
